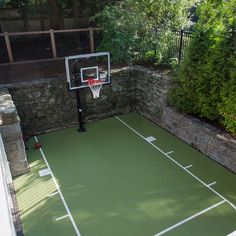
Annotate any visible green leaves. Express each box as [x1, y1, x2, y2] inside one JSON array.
[[169, 0, 236, 134], [94, 0, 196, 64]]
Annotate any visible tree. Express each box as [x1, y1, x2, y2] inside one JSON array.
[[94, 0, 197, 63], [47, 0, 64, 29]]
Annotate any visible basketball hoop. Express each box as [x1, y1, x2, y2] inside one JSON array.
[[87, 79, 103, 99]]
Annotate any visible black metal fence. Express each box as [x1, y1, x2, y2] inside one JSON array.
[[176, 30, 193, 65], [153, 29, 193, 65]]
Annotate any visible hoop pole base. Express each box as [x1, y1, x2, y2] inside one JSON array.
[[77, 127, 86, 133]]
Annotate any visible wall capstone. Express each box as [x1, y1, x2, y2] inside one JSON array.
[[0, 87, 29, 177]]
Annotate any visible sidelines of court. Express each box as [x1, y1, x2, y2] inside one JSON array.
[[115, 116, 236, 235], [34, 136, 81, 236], [154, 200, 226, 236], [33, 117, 236, 236]]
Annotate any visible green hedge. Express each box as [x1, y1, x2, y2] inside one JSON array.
[[169, 0, 236, 134]]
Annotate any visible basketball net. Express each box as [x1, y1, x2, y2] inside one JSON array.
[[87, 79, 103, 99]]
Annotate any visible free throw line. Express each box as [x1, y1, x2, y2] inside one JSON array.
[[34, 136, 81, 236], [154, 200, 226, 236], [115, 116, 236, 211]]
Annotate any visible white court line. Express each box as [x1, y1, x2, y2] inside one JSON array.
[[184, 165, 193, 169], [227, 230, 236, 236], [154, 200, 226, 236], [165, 151, 174, 155], [115, 116, 236, 211], [208, 182, 217, 187], [56, 214, 69, 221], [34, 136, 81, 236]]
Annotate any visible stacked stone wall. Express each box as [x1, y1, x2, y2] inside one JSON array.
[[134, 66, 236, 173], [7, 68, 136, 135], [0, 87, 29, 176]]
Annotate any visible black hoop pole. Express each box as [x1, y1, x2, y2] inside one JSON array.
[[76, 89, 86, 132]]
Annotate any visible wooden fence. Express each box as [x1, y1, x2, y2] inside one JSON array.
[[0, 27, 100, 64], [0, 28, 193, 65]]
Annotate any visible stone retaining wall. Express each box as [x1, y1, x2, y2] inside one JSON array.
[[2, 65, 236, 173], [134, 66, 236, 173], [7, 68, 136, 135], [0, 87, 29, 176]]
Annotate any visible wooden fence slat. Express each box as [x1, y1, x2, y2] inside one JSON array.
[[54, 28, 100, 34], [0, 28, 101, 37], [50, 29, 57, 58], [89, 28, 95, 53], [2, 30, 50, 36], [3, 32, 14, 63]]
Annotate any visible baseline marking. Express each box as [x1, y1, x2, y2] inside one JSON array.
[[115, 116, 236, 211], [34, 136, 81, 236], [154, 200, 226, 236], [184, 165, 193, 169], [56, 214, 69, 221], [165, 151, 174, 155]]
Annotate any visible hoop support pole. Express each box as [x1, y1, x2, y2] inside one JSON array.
[[76, 90, 86, 133]]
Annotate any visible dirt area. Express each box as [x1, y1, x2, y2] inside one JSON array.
[[0, 59, 66, 84], [0, 58, 131, 85]]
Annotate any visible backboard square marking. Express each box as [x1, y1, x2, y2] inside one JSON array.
[[80, 66, 99, 82]]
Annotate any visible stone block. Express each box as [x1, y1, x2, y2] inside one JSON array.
[[0, 87, 29, 176]]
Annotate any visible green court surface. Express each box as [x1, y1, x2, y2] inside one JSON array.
[[14, 113, 236, 236]]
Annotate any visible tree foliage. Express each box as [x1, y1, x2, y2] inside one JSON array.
[[169, 0, 236, 134], [94, 0, 197, 64]]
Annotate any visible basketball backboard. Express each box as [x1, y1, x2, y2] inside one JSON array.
[[65, 52, 111, 91]]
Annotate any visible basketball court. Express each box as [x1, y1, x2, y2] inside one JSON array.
[[14, 113, 236, 236]]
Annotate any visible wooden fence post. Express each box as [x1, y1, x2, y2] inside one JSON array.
[[50, 29, 57, 58], [3, 32, 14, 63], [89, 28, 95, 53]]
